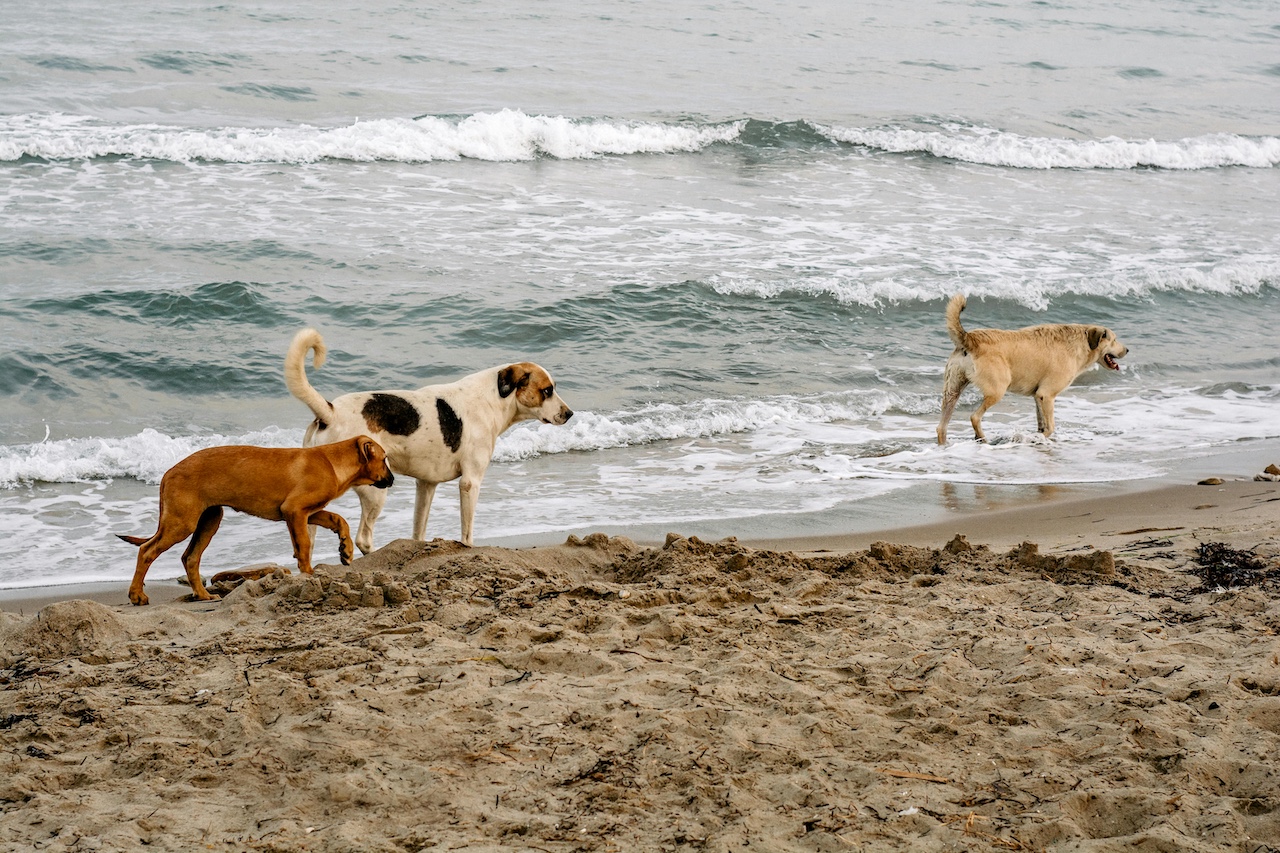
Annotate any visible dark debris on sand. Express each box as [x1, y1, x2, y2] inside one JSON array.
[[1190, 542, 1280, 593]]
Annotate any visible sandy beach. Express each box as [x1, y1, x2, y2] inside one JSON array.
[[2, 471, 1278, 852]]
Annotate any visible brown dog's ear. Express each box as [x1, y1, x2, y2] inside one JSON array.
[[497, 365, 530, 398], [1087, 327, 1105, 350], [358, 436, 378, 462]]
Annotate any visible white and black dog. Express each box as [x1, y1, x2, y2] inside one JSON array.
[[285, 328, 573, 551]]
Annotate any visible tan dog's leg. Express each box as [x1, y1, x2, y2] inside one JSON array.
[[178, 506, 223, 601], [412, 480, 437, 541], [937, 363, 968, 445], [353, 483, 389, 555], [970, 390, 1005, 442], [969, 361, 1011, 442], [307, 509, 354, 565], [1035, 392, 1057, 437]]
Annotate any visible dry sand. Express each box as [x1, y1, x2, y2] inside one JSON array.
[[2, 477, 1278, 852]]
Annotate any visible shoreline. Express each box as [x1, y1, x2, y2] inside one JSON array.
[[752, 477, 1279, 554], [4, 468, 1274, 614]]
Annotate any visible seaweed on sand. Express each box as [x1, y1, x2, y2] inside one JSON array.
[[1190, 542, 1280, 592]]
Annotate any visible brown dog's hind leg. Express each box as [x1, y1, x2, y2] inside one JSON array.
[[127, 522, 197, 606], [128, 548, 158, 607], [179, 506, 224, 602], [307, 509, 354, 565]]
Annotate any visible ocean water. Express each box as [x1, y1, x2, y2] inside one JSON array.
[[2, 0, 1277, 589]]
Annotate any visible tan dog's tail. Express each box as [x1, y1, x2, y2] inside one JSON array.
[[284, 328, 333, 421], [117, 534, 147, 546], [945, 294, 969, 350]]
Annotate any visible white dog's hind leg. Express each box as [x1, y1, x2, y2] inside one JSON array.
[[353, 483, 390, 554], [412, 480, 437, 541]]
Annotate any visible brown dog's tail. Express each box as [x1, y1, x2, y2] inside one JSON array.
[[284, 328, 333, 422], [117, 534, 147, 547], [945, 294, 969, 350]]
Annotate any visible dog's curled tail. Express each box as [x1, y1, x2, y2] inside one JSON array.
[[117, 534, 147, 547], [945, 294, 969, 351], [284, 328, 332, 421]]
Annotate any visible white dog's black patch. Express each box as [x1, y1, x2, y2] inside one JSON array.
[[362, 393, 421, 436], [436, 399, 463, 452]]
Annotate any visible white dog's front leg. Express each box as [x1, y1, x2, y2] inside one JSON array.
[[353, 483, 390, 555], [458, 474, 484, 547], [412, 480, 437, 541]]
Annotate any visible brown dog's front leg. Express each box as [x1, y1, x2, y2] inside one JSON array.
[[308, 509, 355, 565], [285, 513, 315, 574]]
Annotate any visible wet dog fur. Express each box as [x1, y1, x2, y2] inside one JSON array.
[[937, 295, 1128, 444]]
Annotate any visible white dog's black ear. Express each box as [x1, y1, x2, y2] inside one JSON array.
[[1087, 327, 1105, 350], [497, 365, 529, 398]]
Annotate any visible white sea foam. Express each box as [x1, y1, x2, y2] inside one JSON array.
[[0, 111, 744, 164], [0, 427, 301, 488], [494, 392, 909, 462], [817, 123, 1280, 170], [709, 260, 1280, 309]]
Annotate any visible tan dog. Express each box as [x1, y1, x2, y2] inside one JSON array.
[[285, 328, 573, 551], [937, 295, 1128, 444], [118, 436, 394, 606]]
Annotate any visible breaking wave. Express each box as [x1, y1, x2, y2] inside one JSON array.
[[4, 112, 1276, 169]]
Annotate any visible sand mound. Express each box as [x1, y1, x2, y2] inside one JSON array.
[[0, 599, 129, 667], [1, 534, 1278, 851]]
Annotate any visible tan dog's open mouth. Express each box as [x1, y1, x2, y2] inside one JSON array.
[[1103, 353, 1121, 370]]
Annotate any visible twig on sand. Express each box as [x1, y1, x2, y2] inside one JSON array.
[[875, 767, 949, 784], [943, 813, 1026, 850]]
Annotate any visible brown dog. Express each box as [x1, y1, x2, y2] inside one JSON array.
[[937, 295, 1128, 443], [118, 436, 394, 606]]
